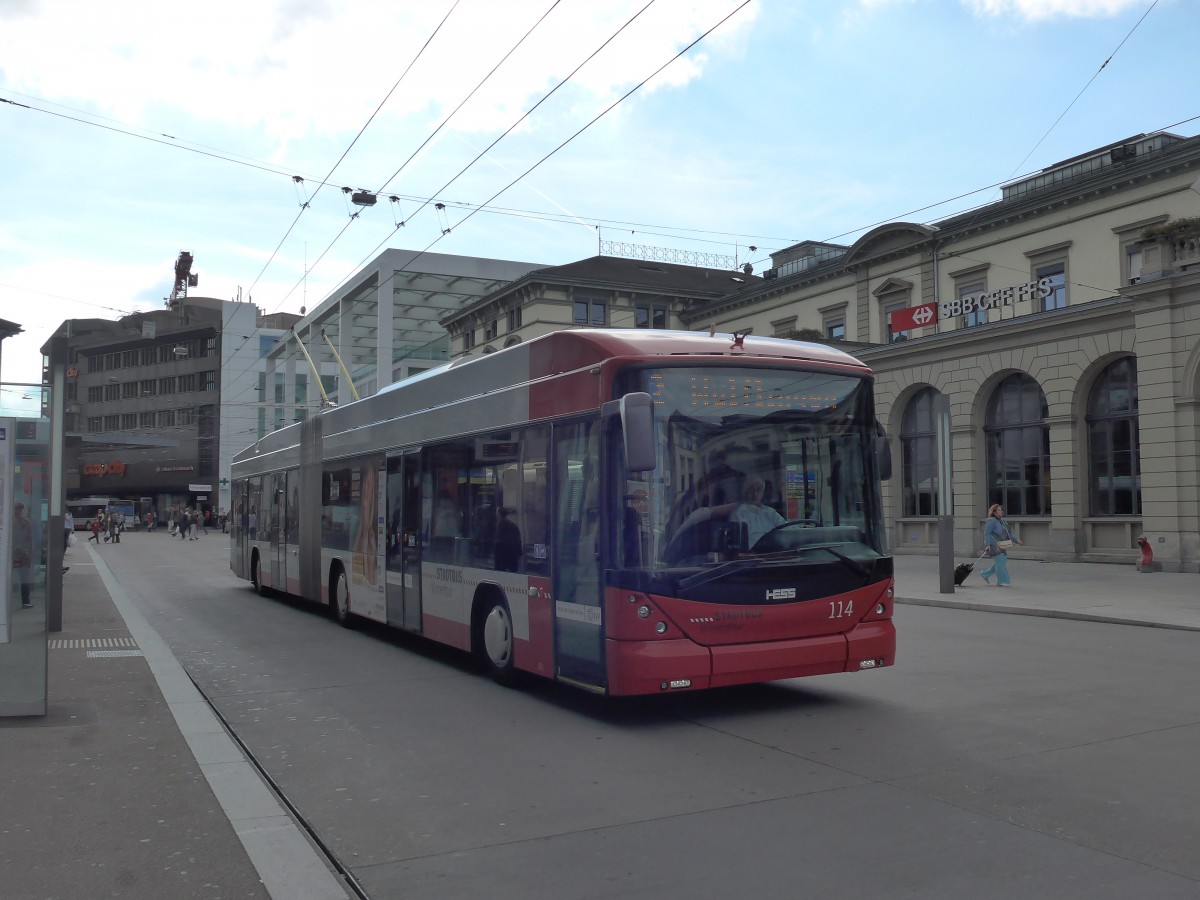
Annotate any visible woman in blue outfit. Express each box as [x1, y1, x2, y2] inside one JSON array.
[[980, 503, 1021, 586]]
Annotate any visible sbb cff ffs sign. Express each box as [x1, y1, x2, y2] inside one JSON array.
[[890, 277, 1056, 332], [941, 277, 1055, 320], [890, 302, 937, 331]]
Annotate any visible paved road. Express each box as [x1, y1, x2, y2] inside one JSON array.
[[7, 533, 1200, 898], [9, 535, 1200, 900]]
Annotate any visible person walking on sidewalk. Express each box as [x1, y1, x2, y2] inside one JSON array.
[[12, 501, 34, 607], [89, 513, 102, 543], [980, 503, 1022, 587]]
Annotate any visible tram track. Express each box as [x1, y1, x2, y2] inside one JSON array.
[[183, 666, 373, 900]]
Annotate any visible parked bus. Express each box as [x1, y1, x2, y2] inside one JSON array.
[[65, 497, 136, 528], [230, 330, 896, 695]]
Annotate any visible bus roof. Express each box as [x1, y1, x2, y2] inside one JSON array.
[[378, 328, 871, 397], [233, 329, 873, 467]]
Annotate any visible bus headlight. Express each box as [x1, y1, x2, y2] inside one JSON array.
[[875, 602, 886, 615], [655, 621, 667, 634], [637, 605, 651, 619]]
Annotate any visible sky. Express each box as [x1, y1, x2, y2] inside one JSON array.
[[1, 0, 1195, 387]]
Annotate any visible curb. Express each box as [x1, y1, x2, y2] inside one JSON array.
[[894, 595, 1200, 633]]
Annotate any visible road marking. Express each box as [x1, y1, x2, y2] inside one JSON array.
[[49, 637, 138, 649]]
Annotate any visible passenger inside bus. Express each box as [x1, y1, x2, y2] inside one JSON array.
[[494, 507, 521, 572]]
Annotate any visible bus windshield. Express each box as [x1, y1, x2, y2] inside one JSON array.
[[616, 366, 886, 570]]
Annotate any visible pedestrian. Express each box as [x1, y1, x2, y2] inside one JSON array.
[[201, 508, 210, 535], [980, 503, 1022, 587], [107, 510, 120, 544], [12, 501, 34, 608], [64, 509, 75, 550], [189, 508, 199, 540], [89, 513, 102, 543]]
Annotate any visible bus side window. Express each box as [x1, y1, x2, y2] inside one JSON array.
[[554, 421, 600, 606], [520, 426, 550, 575], [425, 441, 470, 565]]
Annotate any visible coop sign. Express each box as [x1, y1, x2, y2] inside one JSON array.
[[83, 461, 127, 477], [939, 277, 1055, 320]]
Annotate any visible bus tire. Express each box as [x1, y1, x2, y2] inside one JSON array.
[[330, 564, 353, 628], [477, 594, 516, 684], [251, 552, 269, 597]]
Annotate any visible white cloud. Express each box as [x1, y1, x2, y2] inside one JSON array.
[[961, 0, 1148, 20], [0, 0, 756, 147]]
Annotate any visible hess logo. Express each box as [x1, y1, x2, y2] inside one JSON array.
[[766, 588, 795, 601]]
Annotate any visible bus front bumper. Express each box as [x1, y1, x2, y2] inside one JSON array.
[[604, 620, 896, 696]]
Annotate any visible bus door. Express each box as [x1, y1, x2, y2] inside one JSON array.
[[283, 469, 299, 592], [552, 421, 606, 689], [269, 472, 285, 589], [385, 452, 423, 632], [232, 481, 247, 577]]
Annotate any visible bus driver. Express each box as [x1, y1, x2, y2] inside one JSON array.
[[725, 477, 785, 548]]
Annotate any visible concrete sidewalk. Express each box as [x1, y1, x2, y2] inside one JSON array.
[[0, 543, 349, 900], [891, 551, 1200, 632]]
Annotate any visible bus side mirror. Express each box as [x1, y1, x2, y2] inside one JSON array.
[[874, 433, 892, 481], [619, 392, 656, 473]]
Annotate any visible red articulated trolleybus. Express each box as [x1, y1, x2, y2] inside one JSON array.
[[230, 329, 896, 695]]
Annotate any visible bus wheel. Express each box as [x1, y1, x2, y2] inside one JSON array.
[[251, 553, 268, 597], [480, 596, 515, 683], [331, 566, 353, 628]]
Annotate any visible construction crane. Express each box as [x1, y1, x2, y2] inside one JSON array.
[[167, 251, 198, 320]]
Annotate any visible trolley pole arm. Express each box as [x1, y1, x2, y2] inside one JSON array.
[[320, 329, 361, 402], [291, 329, 334, 408]]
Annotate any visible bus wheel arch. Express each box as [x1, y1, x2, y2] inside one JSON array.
[[250, 550, 268, 597], [329, 561, 353, 628], [472, 586, 516, 683]]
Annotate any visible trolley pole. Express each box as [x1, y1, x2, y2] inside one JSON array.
[[934, 393, 955, 594]]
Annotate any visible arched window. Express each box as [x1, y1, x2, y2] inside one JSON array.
[[1086, 357, 1140, 515], [901, 388, 938, 516], [984, 374, 1050, 515]]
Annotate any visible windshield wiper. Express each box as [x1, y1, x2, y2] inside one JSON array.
[[803, 544, 874, 577], [677, 558, 760, 592], [674, 545, 875, 591]]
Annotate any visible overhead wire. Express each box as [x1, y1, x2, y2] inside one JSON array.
[[1004, 0, 1160, 184], [220, 0, 587, 403], [372, 0, 660, 251], [220, 0, 751, 415], [267, 0, 748, 326], [270, 0, 569, 314], [245, 0, 464, 298], [6, 2, 1191, 406], [926, 0, 1161, 254], [373, 0, 567, 197], [296, 0, 748, 314]]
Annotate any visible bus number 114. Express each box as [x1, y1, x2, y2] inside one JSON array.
[[829, 600, 854, 619]]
